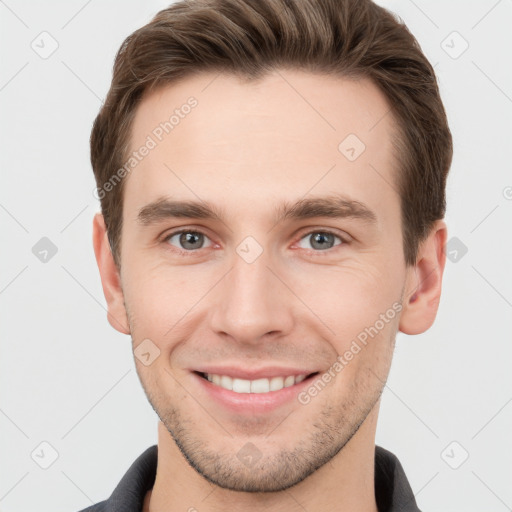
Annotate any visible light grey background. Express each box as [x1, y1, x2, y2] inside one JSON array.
[[1, 1, 511, 511]]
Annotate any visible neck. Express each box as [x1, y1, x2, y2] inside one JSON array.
[[144, 407, 380, 512]]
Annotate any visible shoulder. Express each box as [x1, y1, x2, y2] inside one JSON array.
[[74, 501, 108, 512], [72, 445, 158, 512], [374, 445, 422, 512]]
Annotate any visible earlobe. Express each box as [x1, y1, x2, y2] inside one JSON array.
[[398, 220, 447, 335], [92, 212, 130, 335]]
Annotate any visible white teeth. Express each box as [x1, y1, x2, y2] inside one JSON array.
[[251, 378, 270, 393], [284, 376, 295, 387], [220, 375, 233, 391], [269, 376, 284, 391], [232, 378, 251, 393], [203, 373, 309, 393]]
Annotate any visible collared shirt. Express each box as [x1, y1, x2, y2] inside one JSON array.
[[76, 444, 421, 512]]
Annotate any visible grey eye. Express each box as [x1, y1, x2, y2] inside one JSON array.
[[297, 232, 342, 251], [166, 231, 212, 250]]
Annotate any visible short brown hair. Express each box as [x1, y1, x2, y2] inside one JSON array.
[[91, 0, 452, 267]]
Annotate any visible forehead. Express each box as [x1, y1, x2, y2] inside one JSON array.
[[124, 69, 399, 227]]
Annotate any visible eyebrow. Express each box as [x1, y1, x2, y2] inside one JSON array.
[[137, 195, 378, 226]]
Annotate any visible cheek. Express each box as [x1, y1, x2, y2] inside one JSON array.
[[321, 315, 398, 407], [280, 260, 403, 388], [283, 257, 404, 339], [122, 261, 217, 343]]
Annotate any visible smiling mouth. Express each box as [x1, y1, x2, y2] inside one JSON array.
[[195, 371, 319, 394]]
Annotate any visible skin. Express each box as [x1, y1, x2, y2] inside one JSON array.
[[93, 69, 447, 512]]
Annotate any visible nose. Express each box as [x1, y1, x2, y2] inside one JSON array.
[[209, 248, 295, 345]]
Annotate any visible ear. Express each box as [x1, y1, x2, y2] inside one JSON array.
[[399, 220, 447, 335], [92, 212, 130, 335]]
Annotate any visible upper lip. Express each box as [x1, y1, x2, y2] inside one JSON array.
[[193, 366, 319, 380]]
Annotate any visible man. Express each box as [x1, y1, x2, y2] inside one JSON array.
[[82, 0, 452, 510]]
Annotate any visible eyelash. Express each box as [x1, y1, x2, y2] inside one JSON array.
[[295, 229, 349, 254], [161, 227, 350, 256], [162, 228, 215, 256]]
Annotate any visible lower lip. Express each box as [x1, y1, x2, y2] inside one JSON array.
[[192, 372, 318, 414]]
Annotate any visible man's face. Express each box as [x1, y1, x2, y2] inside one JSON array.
[[116, 70, 413, 491]]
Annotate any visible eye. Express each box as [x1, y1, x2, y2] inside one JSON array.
[[297, 231, 344, 251], [164, 230, 213, 251]]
